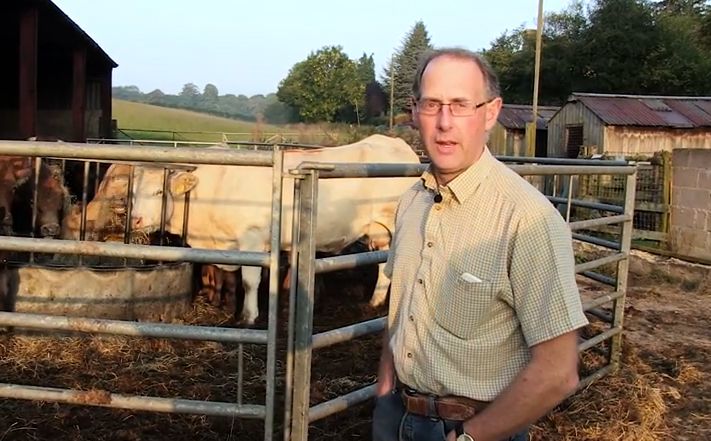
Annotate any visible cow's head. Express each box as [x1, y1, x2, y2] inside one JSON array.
[[0, 199, 12, 236], [129, 168, 198, 233]]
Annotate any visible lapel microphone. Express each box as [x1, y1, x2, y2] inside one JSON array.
[[434, 193, 443, 203]]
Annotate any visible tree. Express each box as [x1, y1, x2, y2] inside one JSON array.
[[381, 21, 434, 115], [202, 83, 219, 111], [276, 45, 362, 123], [480, 0, 711, 105]]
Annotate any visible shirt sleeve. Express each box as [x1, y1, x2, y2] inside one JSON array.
[[510, 205, 589, 347]]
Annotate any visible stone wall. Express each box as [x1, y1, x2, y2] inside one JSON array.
[[669, 148, 711, 260]]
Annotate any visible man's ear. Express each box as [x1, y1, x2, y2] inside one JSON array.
[[484, 97, 503, 132]]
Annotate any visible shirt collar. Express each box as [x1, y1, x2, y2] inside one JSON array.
[[420, 147, 495, 204]]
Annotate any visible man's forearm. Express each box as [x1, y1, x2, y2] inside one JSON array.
[[376, 327, 395, 395], [459, 360, 578, 441]]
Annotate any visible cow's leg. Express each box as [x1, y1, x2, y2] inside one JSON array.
[[223, 270, 238, 315], [365, 222, 392, 309], [237, 229, 267, 327], [238, 265, 262, 326], [282, 268, 291, 291], [370, 245, 390, 308], [212, 267, 225, 307], [199, 265, 217, 304]]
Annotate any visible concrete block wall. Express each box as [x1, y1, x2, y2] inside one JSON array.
[[669, 148, 711, 260]]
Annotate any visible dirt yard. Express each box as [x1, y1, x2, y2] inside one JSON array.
[[0, 248, 709, 441]]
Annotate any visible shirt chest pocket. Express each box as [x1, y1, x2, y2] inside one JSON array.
[[431, 276, 499, 340]]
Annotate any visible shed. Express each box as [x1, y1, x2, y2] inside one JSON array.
[[0, 0, 118, 142], [547, 92, 711, 159], [489, 104, 559, 157]]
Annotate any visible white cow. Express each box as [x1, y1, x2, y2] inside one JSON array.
[[128, 134, 422, 326]]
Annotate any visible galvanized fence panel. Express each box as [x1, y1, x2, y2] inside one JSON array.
[[0, 140, 285, 441], [285, 157, 638, 441]]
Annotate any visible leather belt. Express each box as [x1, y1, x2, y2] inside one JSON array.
[[399, 384, 489, 422]]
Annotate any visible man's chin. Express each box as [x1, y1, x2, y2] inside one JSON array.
[[429, 156, 462, 173]]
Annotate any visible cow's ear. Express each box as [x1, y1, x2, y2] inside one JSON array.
[[170, 172, 198, 195]]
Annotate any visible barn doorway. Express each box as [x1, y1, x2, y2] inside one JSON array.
[[565, 125, 584, 158]]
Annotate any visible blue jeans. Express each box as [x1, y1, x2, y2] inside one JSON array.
[[372, 387, 529, 441]]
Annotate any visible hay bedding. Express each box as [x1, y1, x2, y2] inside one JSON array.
[[0, 255, 709, 441]]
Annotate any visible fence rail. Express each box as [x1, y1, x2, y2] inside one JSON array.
[[573, 151, 671, 247]]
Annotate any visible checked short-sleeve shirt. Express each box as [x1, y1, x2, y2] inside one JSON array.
[[384, 147, 589, 402]]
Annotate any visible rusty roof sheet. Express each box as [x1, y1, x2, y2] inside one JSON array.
[[571, 93, 711, 128], [497, 104, 560, 130]]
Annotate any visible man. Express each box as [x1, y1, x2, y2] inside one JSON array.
[[372, 47, 589, 441]]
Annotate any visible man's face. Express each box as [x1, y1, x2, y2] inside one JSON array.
[[413, 55, 502, 182]]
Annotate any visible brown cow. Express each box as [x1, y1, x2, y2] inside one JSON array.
[[1, 162, 16, 303], [0, 206, 8, 304], [199, 264, 239, 313], [2, 155, 69, 238]]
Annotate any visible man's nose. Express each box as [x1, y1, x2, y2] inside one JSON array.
[[436, 106, 454, 131]]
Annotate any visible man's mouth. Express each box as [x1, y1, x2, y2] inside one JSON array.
[[435, 141, 458, 153]]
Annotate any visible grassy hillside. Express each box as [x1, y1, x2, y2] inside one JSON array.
[[112, 99, 292, 143], [110, 98, 413, 147]]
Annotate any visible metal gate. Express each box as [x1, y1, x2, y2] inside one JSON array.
[[0, 140, 637, 441]]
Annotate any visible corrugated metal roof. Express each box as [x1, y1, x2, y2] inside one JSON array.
[[571, 93, 711, 128], [498, 104, 560, 130]]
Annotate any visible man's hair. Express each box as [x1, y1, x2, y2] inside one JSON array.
[[411, 47, 501, 102]]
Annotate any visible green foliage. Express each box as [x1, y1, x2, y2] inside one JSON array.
[[482, 0, 711, 105], [276, 46, 379, 124], [381, 20, 434, 115]]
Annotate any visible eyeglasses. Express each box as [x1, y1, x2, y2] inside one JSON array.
[[415, 98, 494, 116]]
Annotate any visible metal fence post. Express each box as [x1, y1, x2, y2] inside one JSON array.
[[290, 170, 318, 441], [264, 145, 284, 441], [610, 166, 637, 369], [284, 177, 303, 441]]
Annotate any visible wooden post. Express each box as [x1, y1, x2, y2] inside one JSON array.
[[19, 5, 38, 139], [72, 47, 87, 142], [660, 150, 672, 248], [528, 0, 545, 157], [389, 58, 394, 129]]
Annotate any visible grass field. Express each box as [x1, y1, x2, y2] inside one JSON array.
[[111, 99, 352, 144]]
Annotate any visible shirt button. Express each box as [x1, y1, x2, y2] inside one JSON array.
[[435, 205, 442, 211], [407, 352, 413, 358], [409, 315, 414, 321], [427, 242, 433, 247], [417, 279, 423, 284]]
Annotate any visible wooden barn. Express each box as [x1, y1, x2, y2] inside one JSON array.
[[0, 0, 117, 142], [547, 93, 711, 159], [489, 104, 559, 157]]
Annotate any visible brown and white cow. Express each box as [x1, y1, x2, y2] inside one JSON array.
[[126, 134, 421, 326]]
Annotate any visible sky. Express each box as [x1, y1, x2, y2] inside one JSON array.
[[53, 0, 574, 97]]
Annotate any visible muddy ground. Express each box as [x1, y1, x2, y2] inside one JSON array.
[[0, 248, 709, 441]]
